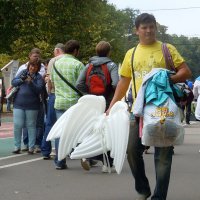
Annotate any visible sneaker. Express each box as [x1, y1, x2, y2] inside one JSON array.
[[102, 165, 116, 173], [135, 192, 151, 200], [55, 164, 68, 170], [28, 149, 34, 155], [12, 149, 21, 154], [21, 146, 28, 151], [43, 155, 51, 160], [34, 147, 41, 153], [81, 158, 90, 171], [135, 195, 147, 200], [89, 159, 98, 166]]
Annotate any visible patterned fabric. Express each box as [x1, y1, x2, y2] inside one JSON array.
[[51, 54, 84, 110]]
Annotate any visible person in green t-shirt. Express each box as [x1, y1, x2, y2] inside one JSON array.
[[51, 40, 84, 170]]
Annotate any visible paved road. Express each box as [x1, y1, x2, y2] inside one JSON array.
[[0, 112, 200, 200]]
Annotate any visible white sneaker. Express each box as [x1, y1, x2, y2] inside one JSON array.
[[135, 192, 151, 200], [34, 147, 41, 153], [135, 195, 147, 200], [101, 165, 116, 173]]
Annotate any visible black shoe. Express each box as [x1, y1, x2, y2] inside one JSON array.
[[43, 155, 51, 160], [21, 147, 28, 151], [89, 159, 98, 166], [55, 164, 68, 170], [12, 149, 21, 154], [28, 150, 34, 155]]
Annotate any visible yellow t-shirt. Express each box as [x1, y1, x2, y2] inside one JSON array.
[[120, 41, 185, 100]]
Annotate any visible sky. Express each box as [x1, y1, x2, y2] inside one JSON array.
[[108, 0, 200, 37]]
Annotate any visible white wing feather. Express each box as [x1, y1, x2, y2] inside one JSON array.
[[70, 101, 130, 174], [57, 95, 106, 160], [48, 94, 129, 174]]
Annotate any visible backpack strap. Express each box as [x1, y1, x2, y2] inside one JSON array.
[[85, 63, 93, 85], [162, 43, 176, 71], [101, 64, 111, 85], [131, 45, 138, 98]]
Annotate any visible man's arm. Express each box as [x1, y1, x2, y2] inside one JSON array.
[[170, 62, 192, 83], [106, 76, 131, 114]]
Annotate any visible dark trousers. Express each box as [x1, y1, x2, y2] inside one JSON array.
[[185, 102, 192, 123], [41, 93, 56, 156], [127, 118, 173, 200]]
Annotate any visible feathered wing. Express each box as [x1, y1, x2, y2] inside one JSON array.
[[70, 101, 130, 175], [57, 95, 106, 160], [107, 101, 130, 174], [70, 114, 106, 159], [46, 104, 79, 141]]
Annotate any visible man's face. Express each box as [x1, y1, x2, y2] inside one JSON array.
[[136, 22, 157, 44], [29, 53, 40, 62]]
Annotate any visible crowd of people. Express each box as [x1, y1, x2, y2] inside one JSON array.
[[2, 13, 200, 200]]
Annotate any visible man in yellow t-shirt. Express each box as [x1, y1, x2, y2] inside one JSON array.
[[107, 13, 192, 200]]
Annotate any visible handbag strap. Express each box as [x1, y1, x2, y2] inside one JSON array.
[[162, 43, 176, 71], [53, 64, 83, 97], [131, 45, 138, 98]]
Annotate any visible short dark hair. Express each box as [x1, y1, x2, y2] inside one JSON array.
[[27, 59, 41, 72], [29, 48, 41, 55], [65, 40, 80, 54], [96, 41, 111, 57], [135, 13, 156, 29]]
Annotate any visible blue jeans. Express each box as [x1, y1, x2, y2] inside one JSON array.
[[41, 93, 56, 157], [13, 108, 38, 150], [127, 117, 173, 200], [22, 127, 28, 147], [22, 102, 45, 148], [54, 109, 66, 167]]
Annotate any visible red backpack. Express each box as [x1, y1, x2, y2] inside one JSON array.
[[85, 63, 111, 95]]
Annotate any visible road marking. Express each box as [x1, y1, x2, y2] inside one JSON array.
[[0, 157, 43, 169], [0, 153, 28, 160], [0, 137, 13, 140]]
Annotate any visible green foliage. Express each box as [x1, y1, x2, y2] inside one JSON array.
[[0, 0, 200, 80], [0, 54, 12, 77]]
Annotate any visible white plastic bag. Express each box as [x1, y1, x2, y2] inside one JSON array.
[[142, 98, 184, 147]]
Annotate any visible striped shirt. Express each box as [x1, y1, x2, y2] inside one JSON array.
[[51, 54, 84, 110]]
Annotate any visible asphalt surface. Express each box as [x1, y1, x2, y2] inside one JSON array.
[[0, 112, 200, 200]]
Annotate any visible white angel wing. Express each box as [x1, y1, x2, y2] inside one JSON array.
[[46, 104, 78, 141], [107, 101, 130, 174], [70, 101, 130, 175], [70, 114, 107, 159], [57, 95, 106, 160]]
